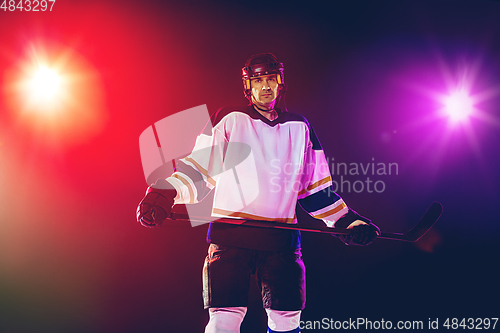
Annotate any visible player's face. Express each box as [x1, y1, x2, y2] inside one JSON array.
[[250, 74, 279, 109]]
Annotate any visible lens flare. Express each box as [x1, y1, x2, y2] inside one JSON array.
[[444, 89, 474, 122], [29, 66, 61, 102], [2, 42, 107, 147]]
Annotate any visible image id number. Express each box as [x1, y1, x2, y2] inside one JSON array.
[[1, 0, 56, 11], [443, 318, 498, 330]]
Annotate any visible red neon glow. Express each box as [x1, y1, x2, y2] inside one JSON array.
[[29, 66, 62, 102], [3, 43, 107, 147]]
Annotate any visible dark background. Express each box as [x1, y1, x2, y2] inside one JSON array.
[[1, 0, 499, 332]]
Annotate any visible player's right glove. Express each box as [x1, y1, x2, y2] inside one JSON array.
[[136, 179, 177, 228], [333, 209, 380, 246]]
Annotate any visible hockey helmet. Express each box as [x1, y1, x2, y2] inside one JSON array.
[[241, 53, 285, 99]]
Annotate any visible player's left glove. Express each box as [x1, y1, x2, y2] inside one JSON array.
[[334, 209, 380, 246]]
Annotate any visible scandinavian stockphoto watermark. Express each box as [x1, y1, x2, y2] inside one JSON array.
[[300, 317, 424, 330], [299, 317, 498, 330], [327, 157, 398, 194], [270, 157, 398, 195]]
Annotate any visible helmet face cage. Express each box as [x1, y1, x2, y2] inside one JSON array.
[[241, 53, 286, 99]]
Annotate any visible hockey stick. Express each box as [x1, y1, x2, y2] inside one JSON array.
[[168, 202, 442, 242]]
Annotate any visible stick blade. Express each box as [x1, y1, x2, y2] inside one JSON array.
[[405, 202, 443, 242]]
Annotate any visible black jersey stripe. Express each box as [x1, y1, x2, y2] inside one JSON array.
[[298, 185, 341, 213]]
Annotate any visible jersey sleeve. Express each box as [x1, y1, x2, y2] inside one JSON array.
[[297, 122, 349, 227], [165, 110, 229, 205]]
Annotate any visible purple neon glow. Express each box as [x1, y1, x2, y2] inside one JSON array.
[[443, 89, 474, 122]]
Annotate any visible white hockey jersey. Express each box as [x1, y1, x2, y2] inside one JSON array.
[[166, 105, 349, 238]]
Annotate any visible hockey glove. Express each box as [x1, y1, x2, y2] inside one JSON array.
[[136, 179, 177, 228], [334, 209, 380, 246]]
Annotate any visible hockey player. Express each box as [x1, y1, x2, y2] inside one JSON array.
[[137, 53, 379, 333]]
